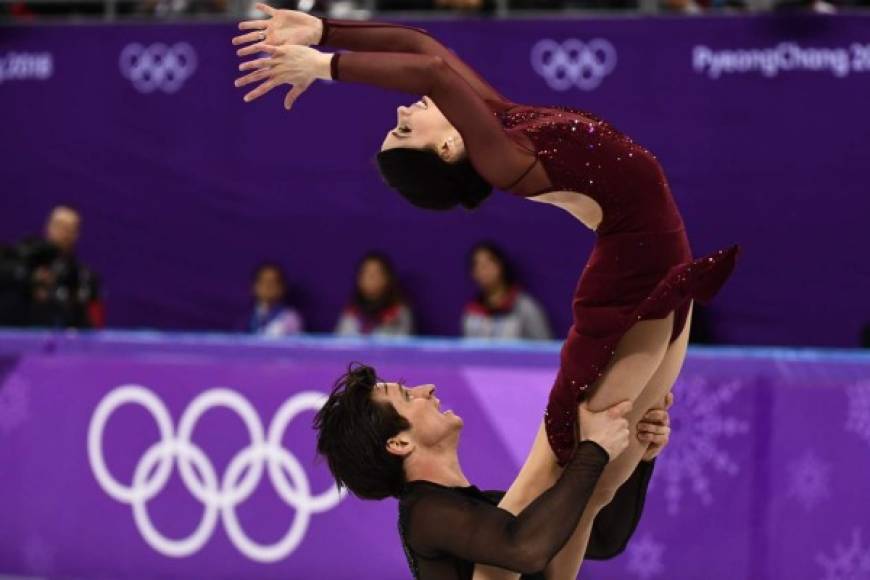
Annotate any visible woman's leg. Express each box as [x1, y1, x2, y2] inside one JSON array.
[[545, 302, 693, 579], [472, 311, 676, 580]]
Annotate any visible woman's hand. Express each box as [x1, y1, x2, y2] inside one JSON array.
[[578, 399, 632, 462], [235, 44, 332, 110], [638, 391, 674, 462], [232, 4, 323, 58]]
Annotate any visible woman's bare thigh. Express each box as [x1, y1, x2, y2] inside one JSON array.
[[543, 303, 694, 580], [585, 302, 693, 501], [473, 313, 678, 580], [496, 312, 676, 514]]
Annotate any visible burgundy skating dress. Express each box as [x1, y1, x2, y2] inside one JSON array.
[[319, 19, 739, 466]]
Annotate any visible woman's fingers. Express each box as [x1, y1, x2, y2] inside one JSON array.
[[259, 44, 281, 55], [232, 30, 268, 46], [283, 81, 310, 110], [238, 57, 273, 72], [238, 19, 268, 31], [244, 79, 279, 102], [235, 67, 272, 88], [255, 2, 276, 14], [638, 432, 667, 444], [637, 422, 671, 436], [642, 409, 669, 425], [237, 42, 269, 57]]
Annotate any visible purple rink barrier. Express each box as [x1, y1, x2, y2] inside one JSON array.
[[2, 16, 870, 347], [0, 331, 869, 579]]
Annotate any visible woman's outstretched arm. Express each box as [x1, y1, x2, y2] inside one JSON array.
[[234, 41, 548, 192], [233, 5, 509, 105], [316, 18, 509, 106]]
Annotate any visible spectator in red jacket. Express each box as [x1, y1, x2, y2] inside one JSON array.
[[335, 252, 414, 337], [463, 242, 552, 340]]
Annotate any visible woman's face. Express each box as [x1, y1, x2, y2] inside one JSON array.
[[471, 249, 504, 292], [254, 268, 285, 305], [380, 96, 457, 153], [358, 259, 390, 302]]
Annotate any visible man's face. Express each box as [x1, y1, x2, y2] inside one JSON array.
[[44, 207, 81, 254], [372, 382, 463, 452]]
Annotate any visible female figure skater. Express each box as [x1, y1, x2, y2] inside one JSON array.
[[232, 8, 738, 578]]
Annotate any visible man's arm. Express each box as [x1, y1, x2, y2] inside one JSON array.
[[407, 441, 609, 574], [480, 458, 655, 563]]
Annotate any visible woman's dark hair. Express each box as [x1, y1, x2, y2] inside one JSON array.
[[252, 262, 287, 285], [376, 148, 493, 211], [469, 242, 517, 290], [353, 252, 403, 316], [313, 363, 411, 499]]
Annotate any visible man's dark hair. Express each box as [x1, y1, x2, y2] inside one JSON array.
[[314, 363, 411, 499], [376, 148, 493, 211]]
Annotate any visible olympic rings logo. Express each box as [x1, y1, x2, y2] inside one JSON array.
[[530, 39, 618, 91], [119, 43, 197, 94], [87, 385, 345, 563]]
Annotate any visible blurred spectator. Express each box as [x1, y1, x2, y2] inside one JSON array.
[[376, 0, 495, 11], [0, 205, 103, 329], [335, 252, 414, 336], [137, 0, 227, 16], [247, 263, 304, 336], [462, 242, 552, 340], [376, 0, 566, 10], [1, 1, 103, 19]]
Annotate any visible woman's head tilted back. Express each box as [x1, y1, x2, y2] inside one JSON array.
[[377, 96, 492, 211]]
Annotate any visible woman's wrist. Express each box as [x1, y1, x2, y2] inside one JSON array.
[[314, 51, 334, 81]]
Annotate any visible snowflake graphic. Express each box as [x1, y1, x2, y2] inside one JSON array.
[[786, 448, 832, 510], [0, 374, 30, 432], [846, 381, 870, 448], [624, 534, 665, 579], [817, 528, 870, 580], [651, 375, 749, 515]]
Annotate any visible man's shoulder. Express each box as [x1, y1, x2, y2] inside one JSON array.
[[400, 481, 505, 508]]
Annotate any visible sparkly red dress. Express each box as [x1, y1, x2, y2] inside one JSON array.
[[319, 19, 739, 466]]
